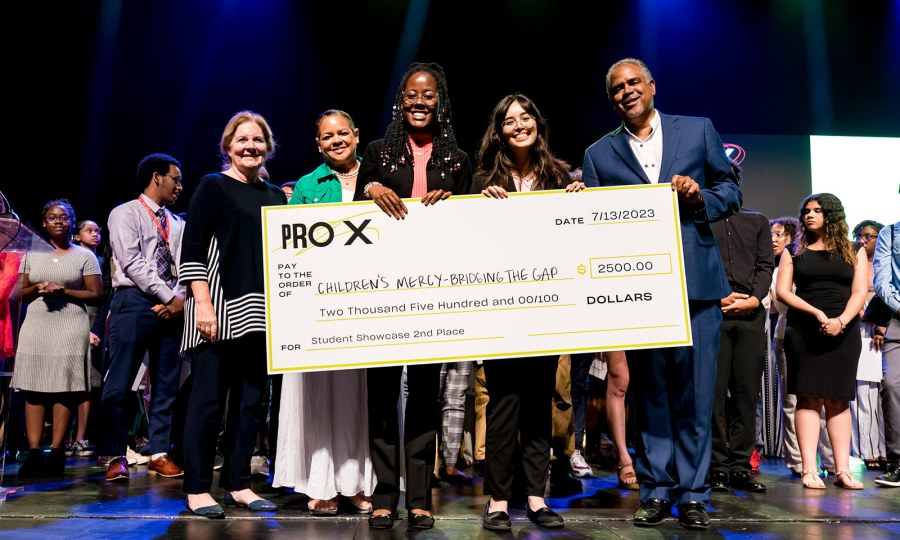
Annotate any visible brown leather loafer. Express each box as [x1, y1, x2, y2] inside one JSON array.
[[148, 455, 184, 478], [106, 456, 130, 482]]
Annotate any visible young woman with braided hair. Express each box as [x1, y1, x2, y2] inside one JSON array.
[[355, 62, 472, 530]]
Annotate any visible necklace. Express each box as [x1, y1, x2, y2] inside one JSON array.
[[332, 163, 360, 186], [512, 169, 535, 192]]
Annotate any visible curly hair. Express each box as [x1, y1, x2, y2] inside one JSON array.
[[770, 216, 800, 243], [794, 193, 856, 266], [474, 93, 571, 191], [379, 62, 463, 178]]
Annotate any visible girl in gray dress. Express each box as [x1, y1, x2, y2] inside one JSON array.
[[12, 199, 102, 477]]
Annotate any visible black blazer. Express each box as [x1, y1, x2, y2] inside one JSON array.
[[354, 138, 472, 200]]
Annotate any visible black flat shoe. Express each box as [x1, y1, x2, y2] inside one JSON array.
[[525, 506, 564, 528], [709, 470, 729, 492], [677, 501, 711, 530], [633, 498, 671, 527], [481, 501, 511, 531], [729, 471, 767, 492], [368, 512, 395, 530], [188, 503, 225, 519], [223, 491, 278, 511], [408, 511, 435, 530]]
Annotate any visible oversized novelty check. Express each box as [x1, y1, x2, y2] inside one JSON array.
[[262, 184, 690, 373]]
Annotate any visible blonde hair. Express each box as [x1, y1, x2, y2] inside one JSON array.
[[219, 110, 277, 167]]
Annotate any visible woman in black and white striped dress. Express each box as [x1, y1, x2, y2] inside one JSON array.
[[12, 199, 102, 477], [179, 111, 286, 518]]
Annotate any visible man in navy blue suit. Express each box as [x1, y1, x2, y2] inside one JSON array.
[[582, 58, 742, 530]]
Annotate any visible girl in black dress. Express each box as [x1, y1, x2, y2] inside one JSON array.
[[775, 193, 868, 489]]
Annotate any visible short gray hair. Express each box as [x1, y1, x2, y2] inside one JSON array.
[[605, 58, 654, 98]]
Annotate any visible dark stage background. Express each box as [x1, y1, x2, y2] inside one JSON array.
[[4, 0, 899, 234]]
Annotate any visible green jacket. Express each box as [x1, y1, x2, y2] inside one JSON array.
[[289, 158, 362, 205]]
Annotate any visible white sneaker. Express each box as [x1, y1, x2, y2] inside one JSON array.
[[570, 450, 592, 478], [126, 446, 150, 466], [250, 455, 270, 477]]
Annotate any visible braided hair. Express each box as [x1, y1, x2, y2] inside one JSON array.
[[380, 62, 463, 178]]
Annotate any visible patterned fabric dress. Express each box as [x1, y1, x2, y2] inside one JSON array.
[[758, 311, 784, 457], [11, 246, 100, 393]]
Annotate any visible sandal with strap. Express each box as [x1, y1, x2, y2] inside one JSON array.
[[801, 470, 826, 489], [307, 498, 339, 516], [616, 462, 640, 490], [346, 493, 373, 514], [833, 470, 863, 490]]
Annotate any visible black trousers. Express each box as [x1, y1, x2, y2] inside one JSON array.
[[483, 355, 557, 500], [182, 333, 268, 494], [367, 363, 441, 512], [711, 306, 767, 474]]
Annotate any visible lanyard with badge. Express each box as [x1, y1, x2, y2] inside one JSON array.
[[137, 197, 177, 279]]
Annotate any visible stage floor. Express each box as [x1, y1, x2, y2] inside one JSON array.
[[0, 454, 897, 539]]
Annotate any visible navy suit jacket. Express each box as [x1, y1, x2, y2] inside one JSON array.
[[582, 112, 742, 301]]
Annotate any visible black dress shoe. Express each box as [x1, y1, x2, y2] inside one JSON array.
[[633, 498, 671, 527], [525, 506, 564, 528], [709, 470, 730, 492], [729, 471, 767, 492], [368, 512, 395, 529], [408, 511, 435, 529], [677, 501, 711, 530], [481, 501, 511, 531]]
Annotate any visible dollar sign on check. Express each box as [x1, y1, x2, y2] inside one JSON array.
[[577, 264, 586, 275]]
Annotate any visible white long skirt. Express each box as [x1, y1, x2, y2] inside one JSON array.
[[273, 369, 376, 499]]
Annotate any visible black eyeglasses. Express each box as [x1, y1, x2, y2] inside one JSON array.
[[858, 233, 878, 242], [161, 173, 182, 185]]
